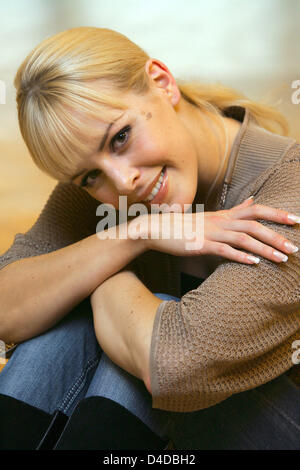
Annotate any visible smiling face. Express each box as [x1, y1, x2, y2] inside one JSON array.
[[71, 68, 199, 212]]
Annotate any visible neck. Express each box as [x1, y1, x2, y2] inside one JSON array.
[[177, 99, 242, 211]]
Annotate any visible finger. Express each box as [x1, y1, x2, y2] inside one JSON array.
[[206, 241, 261, 264], [216, 229, 291, 263], [224, 219, 299, 256], [231, 196, 255, 211], [230, 202, 298, 226]]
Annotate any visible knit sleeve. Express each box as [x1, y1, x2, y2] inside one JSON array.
[[150, 148, 300, 412], [0, 182, 100, 271]]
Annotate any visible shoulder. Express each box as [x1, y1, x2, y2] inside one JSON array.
[[27, 182, 100, 242], [245, 142, 300, 202], [40, 181, 99, 212]]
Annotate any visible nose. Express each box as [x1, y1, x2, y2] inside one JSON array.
[[103, 159, 140, 195]]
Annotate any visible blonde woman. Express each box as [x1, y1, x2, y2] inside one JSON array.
[[0, 27, 299, 450]]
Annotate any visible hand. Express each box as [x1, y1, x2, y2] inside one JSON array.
[[132, 197, 299, 264]]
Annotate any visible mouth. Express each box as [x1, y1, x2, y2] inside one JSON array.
[[141, 166, 168, 205]]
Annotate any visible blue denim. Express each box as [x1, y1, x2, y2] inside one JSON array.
[[0, 294, 175, 436], [0, 301, 101, 417], [0, 293, 300, 449]]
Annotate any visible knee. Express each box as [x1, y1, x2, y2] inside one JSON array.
[[3, 313, 99, 374]]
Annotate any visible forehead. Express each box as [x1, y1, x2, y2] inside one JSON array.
[[70, 106, 125, 143], [68, 89, 155, 149], [64, 101, 124, 163], [84, 78, 157, 113]]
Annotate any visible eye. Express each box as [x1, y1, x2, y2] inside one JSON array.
[[111, 125, 131, 152], [81, 169, 101, 188]]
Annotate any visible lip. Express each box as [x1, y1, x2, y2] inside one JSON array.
[[138, 167, 165, 203], [142, 166, 168, 206]]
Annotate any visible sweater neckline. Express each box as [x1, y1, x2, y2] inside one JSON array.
[[215, 106, 296, 211]]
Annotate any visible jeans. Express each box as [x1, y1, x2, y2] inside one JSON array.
[[0, 293, 299, 449]]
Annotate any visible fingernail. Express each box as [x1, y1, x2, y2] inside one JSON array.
[[287, 214, 300, 223], [273, 251, 288, 262], [245, 196, 254, 202], [284, 242, 299, 253], [247, 255, 260, 263]]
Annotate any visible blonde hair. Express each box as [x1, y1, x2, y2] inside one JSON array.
[[14, 26, 289, 182]]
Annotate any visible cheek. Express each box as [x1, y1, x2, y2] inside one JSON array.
[[91, 184, 120, 207], [135, 122, 173, 163], [167, 153, 198, 203], [134, 135, 165, 164]]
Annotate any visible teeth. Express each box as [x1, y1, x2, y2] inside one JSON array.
[[145, 169, 165, 202]]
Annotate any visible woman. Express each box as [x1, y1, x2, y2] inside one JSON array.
[[0, 27, 299, 450]]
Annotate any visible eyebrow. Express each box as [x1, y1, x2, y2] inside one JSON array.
[[70, 122, 113, 183], [98, 122, 113, 152]]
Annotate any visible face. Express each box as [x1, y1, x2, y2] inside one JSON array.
[[71, 80, 199, 213]]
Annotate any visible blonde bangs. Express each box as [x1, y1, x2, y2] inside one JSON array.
[[18, 82, 128, 181]]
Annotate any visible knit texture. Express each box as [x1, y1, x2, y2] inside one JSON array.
[[1, 107, 299, 412], [150, 141, 300, 411]]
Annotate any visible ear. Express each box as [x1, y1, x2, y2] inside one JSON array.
[[145, 58, 181, 106]]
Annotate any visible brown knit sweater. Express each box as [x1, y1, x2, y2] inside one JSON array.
[[1, 106, 300, 412]]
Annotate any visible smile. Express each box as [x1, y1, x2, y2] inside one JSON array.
[[144, 167, 167, 203]]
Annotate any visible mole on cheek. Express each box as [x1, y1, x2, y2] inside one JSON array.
[[146, 112, 152, 120]]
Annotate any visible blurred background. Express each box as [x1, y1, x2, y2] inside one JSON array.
[[0, 0, 299, 254]]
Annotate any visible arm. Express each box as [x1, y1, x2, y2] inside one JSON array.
[[0, 232, 146, 345], [91, 269, 162, 393], [0, 183, 147, 344]]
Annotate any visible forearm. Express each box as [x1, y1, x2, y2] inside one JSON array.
[[0, 223, 147, 344], [91, 270, 163, 392]]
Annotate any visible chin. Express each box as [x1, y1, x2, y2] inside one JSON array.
[[167, 198, 194, 213]]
